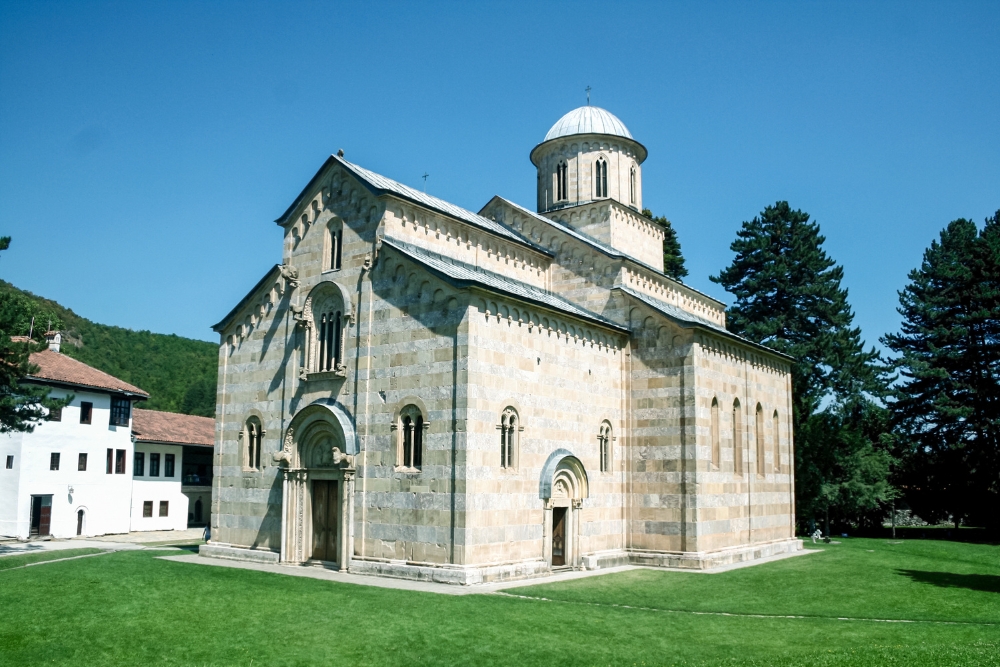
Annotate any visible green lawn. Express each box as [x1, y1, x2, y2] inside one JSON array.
[[0, 538, 997, 666], [0, 547, 104, 571]]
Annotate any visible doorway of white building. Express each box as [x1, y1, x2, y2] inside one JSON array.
[[30, 495, 52, 537]]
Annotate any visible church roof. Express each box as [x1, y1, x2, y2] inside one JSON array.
[[275, 155, 552, 257], [132, 408, 214, 448], [543, 106, 633, 142], [26, 349, 149, 398], [382, 238, 629, 333], [618, 286, 795, 362]]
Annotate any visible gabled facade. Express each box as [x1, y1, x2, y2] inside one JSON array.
[[205, 106, 801, 582]]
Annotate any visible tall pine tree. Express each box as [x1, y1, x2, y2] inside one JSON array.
[[642, 208, 687, 281], [712, 201, 891, 528], [882, 213, 1000, 528]]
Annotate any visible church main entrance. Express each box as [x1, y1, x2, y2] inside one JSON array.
[[551, 507, 567, 566], [311, 480, 338, 562]]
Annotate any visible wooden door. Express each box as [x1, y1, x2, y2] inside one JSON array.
[[311, 480, 338, 562], [552, 507, 567, 566], [38, 496, 52, 536]]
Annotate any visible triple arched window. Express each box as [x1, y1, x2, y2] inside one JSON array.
[[305, 284, 348, 375], [398, 405, 424, 469], [499, 407, 518, 469], [556, 161, 568, 201], [244, 417, 263, 471], [595, 158, 608, 198], [598, 421, 613, 472]]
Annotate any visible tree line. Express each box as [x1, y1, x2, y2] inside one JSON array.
[[708, 204, 999, 533]]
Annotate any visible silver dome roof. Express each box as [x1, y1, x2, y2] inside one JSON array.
[[543, 106, 633, 142]]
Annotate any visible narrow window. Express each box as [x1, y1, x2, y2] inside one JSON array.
[[733, 399, 743, 475], [5, 455, 12, 469], [80, 402, 93, 425], [333, 312, 342, 367], [595, 159, 608, 198], [165, 453, 175, 478], [756, 404, 765, 475], [159, 501, 169, 517], [106, 448, 113, 474], [143, 501, 153, 518], [48, 407, 62, 421], [413, 415, 423, 468], [50, 453, 60, 471], [556, 161, 568, 201], [134, 452, 145, 477], [115, 449, 126, 474], [711, 398, 720, 469], [599, 422, 612, 473], [334, 228, 343, 270], [245, 418, 262, 470], [109, 397, 131, 427], [78, 453, 87, 471], [629, 166, 636, 204], [773, 411, 780, 473], [150, 453, 160, 477], [402, 416, 413, 467], [319, 314, 328, 371], [500, 408, 518, 469]]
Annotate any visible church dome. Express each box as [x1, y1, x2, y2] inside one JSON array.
[[543, 106, 633, 142]]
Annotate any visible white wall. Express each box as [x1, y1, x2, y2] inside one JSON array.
[[130, 442, 188, 531], [0, 389, 135, 539]]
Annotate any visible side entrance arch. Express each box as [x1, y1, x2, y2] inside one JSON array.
[[274, 401, 357, 567], [540, 450, 589, 569]]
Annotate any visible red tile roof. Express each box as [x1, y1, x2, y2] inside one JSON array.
[[27, 349, 149, 397], [132, 408, 215, 448]]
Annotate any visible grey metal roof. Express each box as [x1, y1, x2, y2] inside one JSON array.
[[382, 238, 628, 333], [484, 196, 727, 308], [544, 106, 633, 142], [618, 286, 795, 361], [334, 156, 551, 256]]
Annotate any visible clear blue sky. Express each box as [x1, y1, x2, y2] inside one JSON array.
[[1, 2, 997, 346]]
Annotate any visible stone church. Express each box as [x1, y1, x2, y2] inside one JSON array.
[[202, 105, 801, 583]]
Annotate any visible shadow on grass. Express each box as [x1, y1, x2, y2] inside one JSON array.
[[898, 569, 1000, 594]]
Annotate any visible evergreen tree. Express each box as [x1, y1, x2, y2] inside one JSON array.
[[882, 213, 1000, 528], [642, 208, 688, 281], [712, 201, 891, 528]]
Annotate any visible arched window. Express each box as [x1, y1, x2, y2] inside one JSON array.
[[398, 405, 424, 469], [733, 399, 743, 475], [711, 397, 720, 469], [556, 161, 568, 201], [499, 407, 519, 469], [595, 158, 608, 198], [327, 221, 343, 271], [629, 166, 636, 205], [773, 410, 780, 473], [598, 421, 613, 472], [306, 284, 348, 375], [756, 403, 765, 475], [244, 417, 263, 471]]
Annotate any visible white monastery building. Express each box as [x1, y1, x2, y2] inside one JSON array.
[[205, 105, 802, 583], [0, 333, 214, 539]]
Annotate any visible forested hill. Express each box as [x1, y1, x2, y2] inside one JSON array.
[[0, 280, 218, 417]]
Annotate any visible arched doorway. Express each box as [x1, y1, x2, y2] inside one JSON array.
[[274, 401, 357, 567], [540, 451, 589, 569]]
